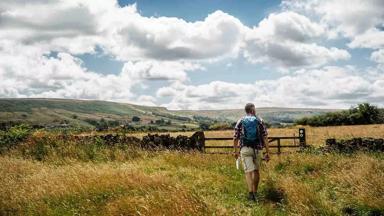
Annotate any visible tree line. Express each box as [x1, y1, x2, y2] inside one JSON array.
[[296, 103, 384, 126]]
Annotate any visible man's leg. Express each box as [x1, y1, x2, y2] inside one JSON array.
[[252, 151, 262, 194], [241, 147, 257, 201], [245, 171, 256, 201], [252, 169, 260, 193], [245, 171, 254, 192]]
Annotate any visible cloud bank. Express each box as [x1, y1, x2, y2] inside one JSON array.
[[0, 0, 383, 109]]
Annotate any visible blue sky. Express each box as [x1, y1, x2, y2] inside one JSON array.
[[0, 0, 383, 109], [118, 0, 280, 26], [81, 0, 284, 79]]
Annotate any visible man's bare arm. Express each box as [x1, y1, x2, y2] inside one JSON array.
[[264, 135, 270, 161], [233, 138, 240, 158]]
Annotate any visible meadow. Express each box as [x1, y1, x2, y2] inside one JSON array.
[[0, 125, 383, 215]]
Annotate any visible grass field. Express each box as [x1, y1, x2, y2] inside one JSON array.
[[1, 125, 383, 215]]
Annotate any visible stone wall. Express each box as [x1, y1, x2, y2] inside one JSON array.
[[324, 137, 384, 152], [141, 131, 204, 151], [72, 131, 205, 151]]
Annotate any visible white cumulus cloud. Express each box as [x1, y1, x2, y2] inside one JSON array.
[[242, 12, 350, 68], [101, 9, 245, 61], [0, 0, 380, 109], [283, 0, 384, 48], [121, 61, 202, 82], [0, 40, 134, 100], [159, 66, 382, 110]]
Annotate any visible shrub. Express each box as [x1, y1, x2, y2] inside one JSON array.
[[132, 116, 141, 122], [198, 122, 210, 130], [0, 124, 31, 153], [296, 103, 383, 126]]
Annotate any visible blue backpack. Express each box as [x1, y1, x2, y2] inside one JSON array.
[[241, 115, 260, 147]]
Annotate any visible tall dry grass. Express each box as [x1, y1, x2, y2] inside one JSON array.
[[264, 153, 384, 215], [0, 156, 210, 215], [0, 125, 383, 215]]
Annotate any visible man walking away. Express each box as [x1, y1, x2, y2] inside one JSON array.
[[233, 103, 270, 201]]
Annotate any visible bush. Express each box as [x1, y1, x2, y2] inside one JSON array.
[[0, 124, 31, 153], [296, 103, 383, 126], [94, 118, 108, 131], [132, 116, 141, 122], [198, 122, 210, 130], [154, 118, 171, 126]]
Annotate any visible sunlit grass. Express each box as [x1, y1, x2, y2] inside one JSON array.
[[1, 125, 383, 215]]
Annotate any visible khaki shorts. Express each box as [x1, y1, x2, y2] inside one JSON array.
[[240, 146, 262, 173]]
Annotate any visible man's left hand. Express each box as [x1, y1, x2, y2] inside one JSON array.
[[233, 152, 240, 159], [263, 153, 270, 162]]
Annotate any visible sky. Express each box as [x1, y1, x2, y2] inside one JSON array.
[[0, 0, 383, 110]]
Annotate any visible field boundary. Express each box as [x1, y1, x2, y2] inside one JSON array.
[[199, 128, 306, 154]]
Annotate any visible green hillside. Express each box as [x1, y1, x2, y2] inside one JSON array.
[[0, 98, 195, 130], [0, 98, 338, 130], [175, 107, 338, 125]]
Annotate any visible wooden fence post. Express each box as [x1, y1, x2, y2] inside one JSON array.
[[191, 131, 205, 152], [200, 131, 205, 153], [197, 131, 205, 152], [299, 128, 306, 147], [277, 139, 281, 154]]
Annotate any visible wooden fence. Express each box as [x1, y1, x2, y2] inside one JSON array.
[[198, 128, 306, 154]]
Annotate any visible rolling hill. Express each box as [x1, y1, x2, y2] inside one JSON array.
[[176, 107, 338, 124], [0, 98, 338, 130]]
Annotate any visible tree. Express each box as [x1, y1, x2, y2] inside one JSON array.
[[199, 122, 210, 130], [155, 119, 165, 125], [356, 103, 380, 124], [295, 103, 383, 126], [96, 118, 108, 131], [132, 116, 141, 122]]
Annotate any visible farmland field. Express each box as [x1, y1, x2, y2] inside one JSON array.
[[1, 125, 383, 215]]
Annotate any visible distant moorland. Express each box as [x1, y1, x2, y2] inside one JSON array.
[[0, 98, 337, 131]]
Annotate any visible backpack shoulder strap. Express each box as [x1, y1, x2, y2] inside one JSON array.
[[255, 115, 262, 125]]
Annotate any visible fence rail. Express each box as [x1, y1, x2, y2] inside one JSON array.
[[199, 128, 306, 154]]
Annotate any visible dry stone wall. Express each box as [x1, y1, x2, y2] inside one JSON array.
[[324, 138, 384, 152], [73, 131, 205, 151]]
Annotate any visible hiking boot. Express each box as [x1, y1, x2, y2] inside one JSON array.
[[247, 192, 256, 201], [254, 192, 259, 202]]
